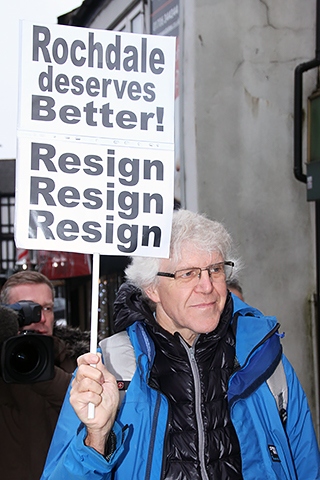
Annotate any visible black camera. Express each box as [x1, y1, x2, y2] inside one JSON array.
[[11, 300, 42, 328], [0, 302, 54, 383]]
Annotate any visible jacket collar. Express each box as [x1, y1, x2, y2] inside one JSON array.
[[231, 293, 280, 366]]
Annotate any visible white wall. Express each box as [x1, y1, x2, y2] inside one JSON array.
[[181, 0, 319, 429]]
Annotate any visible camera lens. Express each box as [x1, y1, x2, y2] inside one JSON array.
[[10, 340, 40, 374], [1, 333, 54, 383]]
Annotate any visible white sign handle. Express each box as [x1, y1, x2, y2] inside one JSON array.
[[88, 252, 100, 419]]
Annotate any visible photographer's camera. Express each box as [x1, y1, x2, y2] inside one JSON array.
[[0, 302, 54, 383]]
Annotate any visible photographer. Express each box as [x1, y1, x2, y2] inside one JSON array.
[[0, 271, 89, 480]]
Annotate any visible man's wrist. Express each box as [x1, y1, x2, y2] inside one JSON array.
[[85, 428, 110, 455]]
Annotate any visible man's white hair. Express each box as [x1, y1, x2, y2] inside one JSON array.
[[125, 209, 239, 292]]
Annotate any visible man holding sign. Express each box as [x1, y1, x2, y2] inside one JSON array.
[[42, 210, 319, 479]]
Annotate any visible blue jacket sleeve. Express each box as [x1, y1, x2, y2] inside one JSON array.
[[41, 374, 126, 480], [282, 356, 320, 479]]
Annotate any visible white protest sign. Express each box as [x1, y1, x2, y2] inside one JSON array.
[[15, 22, 176, 258]]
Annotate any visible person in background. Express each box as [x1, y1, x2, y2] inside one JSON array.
[[0, 271, 90, 480], [42, 210, 319, 479], [227, 277, 244, 301]]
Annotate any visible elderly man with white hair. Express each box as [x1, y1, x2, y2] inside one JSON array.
[[42, 209, 320, 480]]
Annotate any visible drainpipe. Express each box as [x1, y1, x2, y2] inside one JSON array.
[[293, 58, 319, 183], [294, 0, 320, 183], [293, 0, 320, 437]]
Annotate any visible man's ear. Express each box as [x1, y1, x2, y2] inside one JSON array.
[[145, 284, 160, 304]]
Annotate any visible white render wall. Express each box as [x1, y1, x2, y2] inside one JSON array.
[[181, 0, 319, 429]]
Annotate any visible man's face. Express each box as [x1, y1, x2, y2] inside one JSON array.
[[146, 246, 228, 345], [8, 283, 54, 335]]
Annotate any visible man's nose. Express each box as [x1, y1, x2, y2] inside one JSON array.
[[195, 268, 214, 292], [39, 308, 47, 322]]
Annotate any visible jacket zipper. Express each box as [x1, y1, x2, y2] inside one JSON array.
[[182, 339, 210, 480], [145, 392, 163, 480]]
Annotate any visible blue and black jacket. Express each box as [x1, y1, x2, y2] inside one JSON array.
[[41, 289, 320, 480]]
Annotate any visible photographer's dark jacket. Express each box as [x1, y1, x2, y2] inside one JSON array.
[[42, 284, 320, 479], [0, 326, 90, 480]]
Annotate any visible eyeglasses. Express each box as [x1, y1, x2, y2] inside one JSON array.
[[157, 261, 234, 285]]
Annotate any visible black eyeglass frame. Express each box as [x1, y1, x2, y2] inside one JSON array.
[[157, 261, 234, 280]]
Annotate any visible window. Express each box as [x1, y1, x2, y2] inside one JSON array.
[[114, 2, 145, 33], [0, 195, 15, 274]]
